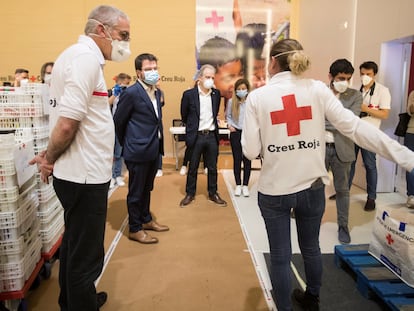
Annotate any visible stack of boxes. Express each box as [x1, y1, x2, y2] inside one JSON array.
[[0, 84, 64, 294], [0, 134, 41, 293]]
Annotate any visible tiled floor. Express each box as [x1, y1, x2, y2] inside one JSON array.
[[222, 169, 408, 310]]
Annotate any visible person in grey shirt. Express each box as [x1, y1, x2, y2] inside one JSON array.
[[325, 59, 362, 244]]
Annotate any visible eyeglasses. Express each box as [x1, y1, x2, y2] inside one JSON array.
[[104, 24, 130, 41], [115, 30, 130, 42]]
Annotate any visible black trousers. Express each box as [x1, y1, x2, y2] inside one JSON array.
[[125, 158, 158, 232], [186, 132, 218, 196], [53, 177, 109, 311]]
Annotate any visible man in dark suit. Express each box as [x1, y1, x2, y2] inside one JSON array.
[[114, 53, 169, 244], [179, 64, 227, 207], [325, 58, 362, 244]]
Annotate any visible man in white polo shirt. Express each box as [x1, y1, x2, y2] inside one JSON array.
[[30, 5, 131, 311], [349, 61, 391, 212]]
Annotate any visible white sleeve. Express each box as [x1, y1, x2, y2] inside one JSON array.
[[241, 93, 261, 160]]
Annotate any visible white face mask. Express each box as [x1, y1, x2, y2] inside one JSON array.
[[44, 74, 52, 85], [361, 74, 372, 86], [20, 79, 29, 86], [333, 80, 348, 93], [111, 39, 131, 62], [203, 78, 214, 89], [89, 19, 131, 62]]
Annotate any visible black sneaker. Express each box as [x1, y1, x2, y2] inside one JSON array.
[[364, 198, 376, 211], [97, 291, 108, 310], [292, 288, 319, 311]]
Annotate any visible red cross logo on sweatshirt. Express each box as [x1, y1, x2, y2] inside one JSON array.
[[270, 94, 312, 136]]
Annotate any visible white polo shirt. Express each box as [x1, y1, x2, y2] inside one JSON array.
[[361, 82, 391, 128], [48, 35, 114, 184]]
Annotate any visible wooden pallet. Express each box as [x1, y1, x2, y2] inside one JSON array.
[[334, 244, 414, 311]]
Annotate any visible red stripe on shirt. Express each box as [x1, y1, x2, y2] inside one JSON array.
[[92, 91, 108, 97]]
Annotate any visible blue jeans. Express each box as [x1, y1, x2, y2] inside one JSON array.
[[349, 145, 377, 200], [258, 179, 325, 311], [112, 135, 123, 179], [405, 133, 414, 196], [325, 145, 351, 228]]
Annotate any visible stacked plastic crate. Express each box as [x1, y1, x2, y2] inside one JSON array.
[[0, 84, 63, 295], [0, 133, 41, 293]]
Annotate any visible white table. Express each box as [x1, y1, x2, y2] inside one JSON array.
[[169, 126, 230, 170]]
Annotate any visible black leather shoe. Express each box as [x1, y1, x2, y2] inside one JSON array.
[[329, 194, 336, 200], [292, 288, 319, 311], [180, 194, 194, 207], [97, 291, 108, 310], [364, 198, 376, 211], [208, 193, 227, 207]]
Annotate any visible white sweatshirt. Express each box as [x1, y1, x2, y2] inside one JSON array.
[[242, 71, 414, 196]]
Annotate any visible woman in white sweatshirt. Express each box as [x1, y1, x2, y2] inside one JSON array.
[[241, 38, 414, 311]]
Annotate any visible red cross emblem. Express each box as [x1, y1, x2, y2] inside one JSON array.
[[270, 94, 312, 136], [386, 233, 394, 245], [205, 10, 224, 29], [29, 75, 37, 82]]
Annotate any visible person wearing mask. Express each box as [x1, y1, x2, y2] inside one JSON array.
[[29, 5, 131, 310], [325, 59, 362, 244], [226, 78, 252, 197], [40, 62, 54, 84], [13, 68, 29, 87], [179, 64, 227, 207], [114, 53, 169, 244], [348, 61, 391, 211], [109, 72, 131, 189], [242, 38, 414, 311]]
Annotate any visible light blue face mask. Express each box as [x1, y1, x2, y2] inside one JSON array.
[[236, 89, 248, 98], [143, 70, 159, 85]]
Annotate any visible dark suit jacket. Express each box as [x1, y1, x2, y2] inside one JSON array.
[[114, 81, 164, 162], [180, 86, 221, 148]]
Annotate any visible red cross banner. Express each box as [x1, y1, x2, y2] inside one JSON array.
[[196, 0, 238, 52]]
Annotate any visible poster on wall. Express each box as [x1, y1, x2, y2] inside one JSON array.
[[196, 0, 291, 101]]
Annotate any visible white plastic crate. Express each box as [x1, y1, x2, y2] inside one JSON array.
[[0, 237, 42, 293], [0, 192, 38, 230], [38, 194, 59, 213], [0, 116, 49, 130], [39, 209, 64, 243], [0, 180, 36, 212], [32, 137, 48, 155], [0, 134, 15, 158], [37, 199, 62, 226], [41, 213, 64, 254], [0, 102, 43, 118], [37, 183, 56, 204], [0, 186, 18, 203], [32, 126, 49, 140], [0, 174, 17, 188], [0, 157, 16, 176], [0, 199, 38, 241], [20, 83, 46, 95], [0, 218, 40, 264]]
